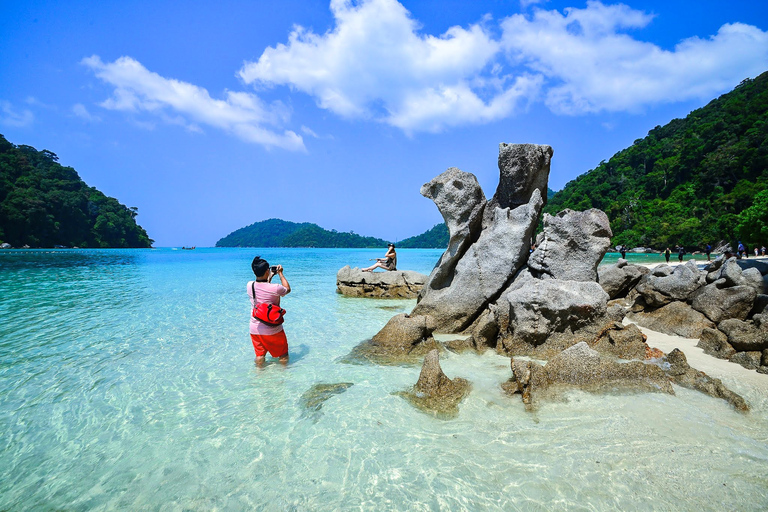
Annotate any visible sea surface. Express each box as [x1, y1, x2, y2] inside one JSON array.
[[1, 248, 767, 511]]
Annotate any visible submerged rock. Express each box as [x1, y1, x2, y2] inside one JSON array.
[[336, 266, 427, 298], [397, 349, 471, 418], [300, 383, 355, 422]]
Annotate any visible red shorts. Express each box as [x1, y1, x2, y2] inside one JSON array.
[[250, 330, 288, 358]]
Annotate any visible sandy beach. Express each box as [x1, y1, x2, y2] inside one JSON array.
[[626, 320, 768, 393]]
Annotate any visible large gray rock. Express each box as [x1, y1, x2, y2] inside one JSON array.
[[736, 258, 768, 276], [691, 284, 756, 323], [483, 143, 552, 228], [591, 322, 648, 360], [717, 318, 768, 352], [635, 260, 702, 307], [397, 349, 471, 418], [501, 279, 608, 348], [336, 266, 428, 298], [411, 190, 543, 333], [528, 209, 612, 282], [708, 258, 764, 294], [598, 259, 649, 299], [418, 168, 486, 298], [626, 301, 715, 339]]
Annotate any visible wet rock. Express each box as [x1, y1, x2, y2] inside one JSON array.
[[757, 366, 768, 375], [763, 348, 768, 366], [336, 266, 428, 298], [545, 342, 672, 392], [398, 349, 471, 418], [728, 351, 762, 370], [501, 279, 608, 348], [661, 349, 748, 412], [344, 314, 441, 365], [528, 209, 612, 282], [466, 307, 500, 350], [691, 284, 756, 323], [504, 343, 673, 406], [591, 322, 648, 360], [696, 328, 736, 359], [598, 260, 648, 299], [717, 318, 768, 352], [626, 301, 715, 339]]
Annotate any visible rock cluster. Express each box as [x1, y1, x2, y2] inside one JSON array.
[[352, 142, 755, 414], [363, 143, 618, 362], [336, 266, 427, 298], [602, 254, 768, 374]]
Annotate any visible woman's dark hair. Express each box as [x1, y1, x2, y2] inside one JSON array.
[[388, 243, 395, 248], [252, 255, 269, 276]]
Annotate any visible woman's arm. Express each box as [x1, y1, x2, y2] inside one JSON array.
[[276, 265, 291, 294]]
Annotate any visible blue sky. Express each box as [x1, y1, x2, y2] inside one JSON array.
[[1, 0, 767, 246]]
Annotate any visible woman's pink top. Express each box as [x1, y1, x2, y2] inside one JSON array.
[[248, 281, 288, 335]]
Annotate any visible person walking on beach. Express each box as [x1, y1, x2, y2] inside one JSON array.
[[362, 243, 397, 272], [738, 241, 745, 258], [705, 243, 712, 261], [677, 246, 685, 262], [619, 245, 627, 259], [664, 247, 671, 263], [248, 256, 291, 366]]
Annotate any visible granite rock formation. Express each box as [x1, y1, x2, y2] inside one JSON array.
[[397, 349, 471, 418], [336, 266, 428, 298]]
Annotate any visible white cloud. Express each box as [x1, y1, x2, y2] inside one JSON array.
[[501, 1, 768, 114], [72, 103, 101, 122], [0, 101, 34, 127], [82, 55, 304, 151], [520, 0, 548, 8], [238, 0, 768, 129], [239, 0, 533, 133]]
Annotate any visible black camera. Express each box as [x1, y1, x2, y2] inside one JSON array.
[[270, 265, 278, 273]]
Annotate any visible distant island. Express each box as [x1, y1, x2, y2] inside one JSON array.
[[218, 189, 556, 249], [0, 134, 153, 248], [545, 70, 768, 250]]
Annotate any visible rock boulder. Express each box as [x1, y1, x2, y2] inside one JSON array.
[[336, 266, 428, 298]]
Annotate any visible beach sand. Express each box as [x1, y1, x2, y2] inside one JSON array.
[[625, 320, 768, 392]]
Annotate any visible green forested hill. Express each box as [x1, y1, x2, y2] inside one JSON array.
[[0, 134, 152, 248], [216, 218, 389, 248], [398, 223, 448, 248], [545, 71, 768, 249]]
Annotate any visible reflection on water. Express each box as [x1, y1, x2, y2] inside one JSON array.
[[0, 248, 767, 510]]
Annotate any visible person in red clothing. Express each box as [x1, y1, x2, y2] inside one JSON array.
[[247, 256, 291, 366]]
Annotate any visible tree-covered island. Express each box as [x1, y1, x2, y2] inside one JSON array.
[[0, 134, 153, 248]]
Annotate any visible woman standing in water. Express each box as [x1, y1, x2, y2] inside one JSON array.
[[362, 243, 397, 272], [248, 256, 291, 366]]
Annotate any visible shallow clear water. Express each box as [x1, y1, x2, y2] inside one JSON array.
[[1, 248, 767, 511]]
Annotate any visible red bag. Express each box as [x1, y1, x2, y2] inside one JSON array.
[[251, 282, 286, 326]]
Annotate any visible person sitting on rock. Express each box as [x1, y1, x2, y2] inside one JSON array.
[[362, 243, 397, 272]]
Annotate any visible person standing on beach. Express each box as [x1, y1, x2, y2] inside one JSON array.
[[664, 247, 671, 263], [248, 256, 291, 366], [619, 245, 627, 259], [705, 243, 712, 261], [738, 241, 745, 258], [677, 246, 685, 262]]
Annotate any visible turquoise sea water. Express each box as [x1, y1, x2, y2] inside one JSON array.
[[1, 248, 768, 511]]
